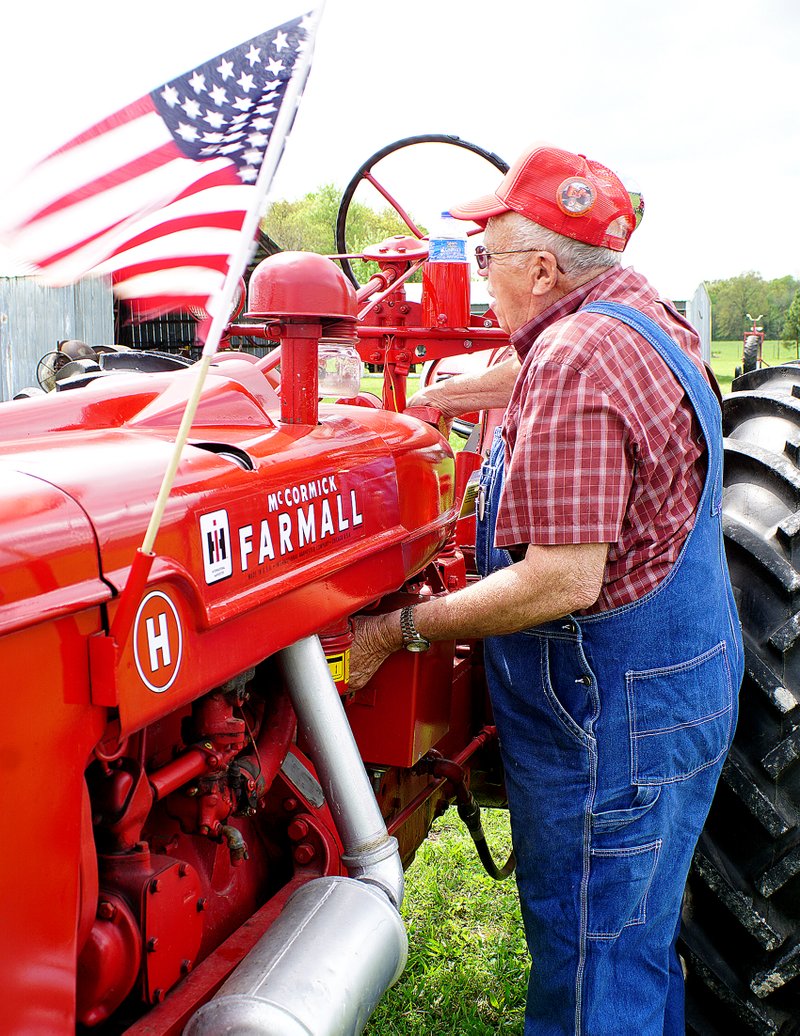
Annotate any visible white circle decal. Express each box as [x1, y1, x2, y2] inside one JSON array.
[[133, 590, 183, 693]]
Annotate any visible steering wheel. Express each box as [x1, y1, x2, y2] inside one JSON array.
[[335, 134, 508, 287]]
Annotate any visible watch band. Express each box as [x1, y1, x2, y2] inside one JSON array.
[[400, 605, 431, 652]]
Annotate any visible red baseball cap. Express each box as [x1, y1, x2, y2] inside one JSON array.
[[450, 145, 641, 252]]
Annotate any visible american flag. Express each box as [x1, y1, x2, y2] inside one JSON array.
[[0, 10, 317, 320]]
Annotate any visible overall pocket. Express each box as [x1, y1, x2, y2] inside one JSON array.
[[626, 641, 734, 786], [538, 634, 599, 746], [475, 462, 498, 578], [587, 839, 662, 940], [475, 463, 514, 578]]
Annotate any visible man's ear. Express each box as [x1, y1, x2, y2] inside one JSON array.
[[530, 252, 560, 295]]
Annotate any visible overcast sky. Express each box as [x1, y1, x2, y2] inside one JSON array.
[[0, 0, 796, 299]]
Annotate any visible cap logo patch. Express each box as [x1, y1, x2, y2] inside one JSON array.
[[556, 177, 596, 216], [629, 190, 645, 228]]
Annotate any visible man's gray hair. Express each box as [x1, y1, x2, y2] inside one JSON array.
[[491, 211, 626, 276]]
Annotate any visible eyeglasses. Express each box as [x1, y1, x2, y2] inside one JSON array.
[[474, 245, 564, 273]]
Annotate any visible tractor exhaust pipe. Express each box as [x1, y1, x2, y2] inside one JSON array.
[[184, 636, 407, 1035], [277, 635, 405, 907]]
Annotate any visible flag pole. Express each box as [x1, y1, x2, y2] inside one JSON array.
[[109, 7, 323, 652]]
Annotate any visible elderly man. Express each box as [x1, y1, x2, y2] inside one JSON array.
[[350, 145, 743, 1035]]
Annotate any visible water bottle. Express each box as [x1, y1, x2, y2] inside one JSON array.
[[422, 212, 471, 328]]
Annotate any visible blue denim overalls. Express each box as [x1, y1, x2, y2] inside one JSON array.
[[476, 302, 743, 1035]]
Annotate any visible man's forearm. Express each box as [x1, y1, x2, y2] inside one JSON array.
[[408, 355, 521, 418], [378, 542, 608, 650], [349, 542, 608, 691]]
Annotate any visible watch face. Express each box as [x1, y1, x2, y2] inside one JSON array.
[[406, 639, 429, 653]]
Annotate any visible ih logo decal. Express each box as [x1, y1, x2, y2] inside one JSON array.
[[134, 591, 183, 693], [200, 509, 232, 584]]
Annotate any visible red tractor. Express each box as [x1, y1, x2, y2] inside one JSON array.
[[735, 312, 766, 377], [1, 137, 799, 1035]]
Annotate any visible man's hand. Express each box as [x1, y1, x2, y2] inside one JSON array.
[[405, 355, 521, 420], [349, 613, 403, 692], [406, 383, 456, 415]]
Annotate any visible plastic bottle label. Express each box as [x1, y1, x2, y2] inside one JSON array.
[[428, 238, 468, 263]]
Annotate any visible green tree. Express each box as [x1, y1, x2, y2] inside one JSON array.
[[707, 272, 769, 340], [261, 185, 426, 282], [784, 289, 800, 346], [707, 273, 800, 341], [765, 275, 800, 338]]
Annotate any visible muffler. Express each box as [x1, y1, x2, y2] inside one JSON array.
[[184, 875, 406, 1035], [184, 636, 408, 1035]]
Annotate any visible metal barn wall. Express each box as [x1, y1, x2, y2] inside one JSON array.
[[0, 276, 114, 400], [687, 283, 712, 364]]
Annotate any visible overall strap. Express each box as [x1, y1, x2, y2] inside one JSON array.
[[581, 300, 722, 514]]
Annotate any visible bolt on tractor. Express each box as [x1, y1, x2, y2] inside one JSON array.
[[2, 136, 800, 1035]]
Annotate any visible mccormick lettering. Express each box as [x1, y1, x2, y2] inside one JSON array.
[[267, 475, 338, 512]]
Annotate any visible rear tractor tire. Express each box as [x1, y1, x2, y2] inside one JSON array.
[[743, 335, 761, 375], [682, 362, 800, 1035]]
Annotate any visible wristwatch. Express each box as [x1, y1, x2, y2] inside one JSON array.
[[400, 606, 431, 652]]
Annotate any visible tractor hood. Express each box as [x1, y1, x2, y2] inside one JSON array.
[[0, 355, 455, 731]]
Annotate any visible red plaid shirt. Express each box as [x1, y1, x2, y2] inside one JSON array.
[[497, 265, 709, 613]]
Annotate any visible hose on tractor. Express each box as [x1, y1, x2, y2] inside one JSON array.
[[425, 748, 517, 882]]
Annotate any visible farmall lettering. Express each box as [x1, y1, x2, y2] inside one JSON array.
[[203, 476, 364, 584]]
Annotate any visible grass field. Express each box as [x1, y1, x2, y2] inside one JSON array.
[[360, 339, 796, 1034], [363, 811, 527, 1035], [711, 338, 795, 393]]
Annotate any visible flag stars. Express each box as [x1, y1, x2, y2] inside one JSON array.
[[188, 71, 207, 94], [176, 122, 200, 142], [161, 85, 180, 107], [152, 23, 300, 175], [181, 97, 203, 119]]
